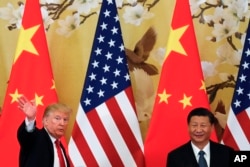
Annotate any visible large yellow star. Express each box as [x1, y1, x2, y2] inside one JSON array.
[[165, 25, 189, 60], [9, 89, 23, 103], [158, 89, 171, 104], [13, 25, 40, 63], [34, 93, 44, 107], [179, 93, 192, 109]]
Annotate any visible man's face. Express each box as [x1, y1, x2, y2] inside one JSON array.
[[44, 110, 69, 139], [188, 116, 213, 148]]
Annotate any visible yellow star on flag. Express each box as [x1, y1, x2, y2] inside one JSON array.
[[179, 93, 192, 109], [9, 89, 23, 103], [165, 25, 189, 60], [51, 79, 56, 90], [34, 93, 44, 107], [200, 80, 207, 92], [158, 89, 171, 104], [13, 25, 40, 63]]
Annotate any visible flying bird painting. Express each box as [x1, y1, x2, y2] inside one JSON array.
[[125, 27, 158, 75]]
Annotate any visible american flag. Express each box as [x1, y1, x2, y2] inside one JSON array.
[[222, 21, 250, 150], [68, 0, 144, 166]]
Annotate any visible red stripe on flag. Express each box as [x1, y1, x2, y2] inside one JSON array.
[[72, 122, 98, 166], [236, 111, 250, 142], [223, 126, 239, 150], [106, 94, 144, 166], [87, 108, 124, 166]]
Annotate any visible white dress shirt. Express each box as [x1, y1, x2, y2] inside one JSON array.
[[191, 142, 210, 167]]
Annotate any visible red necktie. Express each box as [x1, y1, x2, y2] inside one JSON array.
[[55, 139, 66, 167]]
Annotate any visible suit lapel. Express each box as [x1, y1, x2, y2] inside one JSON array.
[[185, 142, 199, 167]]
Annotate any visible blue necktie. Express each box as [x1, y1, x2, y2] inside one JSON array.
[[198, 150, 208, 167]]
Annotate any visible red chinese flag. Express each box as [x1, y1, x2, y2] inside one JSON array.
[[0, 0, 58, 166], [144, 0, 217, 166]]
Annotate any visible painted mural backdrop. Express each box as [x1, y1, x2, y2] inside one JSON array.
[[0, 0, 249, 141]]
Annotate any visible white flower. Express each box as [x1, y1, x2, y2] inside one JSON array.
[[215, 43, 241, 65], [56, 13, 80, 37], [115, 0, 123, 7], [122, 4, 154, 26], [41, 7, 54, 30], [0, 3, 14, 20], [201, 61, 217, 79], [68, 0, 100, 15], [226, 0, 250, 20], [189, 0, 206, 16], [222, 0, 236, 6], [204, 6, 224, 24], [40, 0, 61, 3], [116, 0, 137, 7], [126, 0, 137, 4], [212, 19, 239, 41], [0, 3, 24, 29]]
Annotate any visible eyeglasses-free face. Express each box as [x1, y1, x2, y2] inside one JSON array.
[[188, 116, 214, 149], [43, 111, 70, 139]]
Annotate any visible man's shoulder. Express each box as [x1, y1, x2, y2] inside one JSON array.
[[168, 141, 191, 155], [210, 140, 234, 151]]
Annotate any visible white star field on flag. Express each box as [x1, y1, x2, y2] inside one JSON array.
[[81, 0, 130, 113], [68, 0, 144, 166]]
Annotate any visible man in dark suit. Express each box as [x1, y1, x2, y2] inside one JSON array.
[[17, 96, 72, 167], [166, 107, 234, 167]]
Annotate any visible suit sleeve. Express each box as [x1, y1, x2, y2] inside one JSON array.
[[17, 120, 38, 148]]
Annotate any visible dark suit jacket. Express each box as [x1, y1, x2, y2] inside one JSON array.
[[17, 121, 70, 167], [166, 140, 234, 167]]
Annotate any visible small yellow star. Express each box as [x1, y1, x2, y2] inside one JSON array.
[[14, 25, 40, 63], [179, 93, 192, 109], [158, 89, 171, 104], [34, 93, 44, 107], [9, 89, 23, 103], [51, 79, 56, 90], [200, 80, 207, 92], [165, 25, 189, 60]]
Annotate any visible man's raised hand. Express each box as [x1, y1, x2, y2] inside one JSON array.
[[18, 96, 37, 121]]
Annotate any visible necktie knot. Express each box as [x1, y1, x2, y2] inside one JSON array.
[[55, 139, 60, 145], [199, 150, 205, 156], [198, 150, 208, 167]]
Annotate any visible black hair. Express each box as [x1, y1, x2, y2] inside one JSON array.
[[187, 107, 215, 124]]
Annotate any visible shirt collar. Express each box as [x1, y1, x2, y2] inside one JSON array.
[[44, 127, 57, 143], [191, 141, 210, 158]]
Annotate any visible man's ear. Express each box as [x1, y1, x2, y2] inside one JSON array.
[[43, 118, 48, 125], [211, 124, 215, 130]]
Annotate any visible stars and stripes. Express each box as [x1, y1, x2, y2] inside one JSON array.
[[222, 21, 250, 150], [68, 0, 144, 166]]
